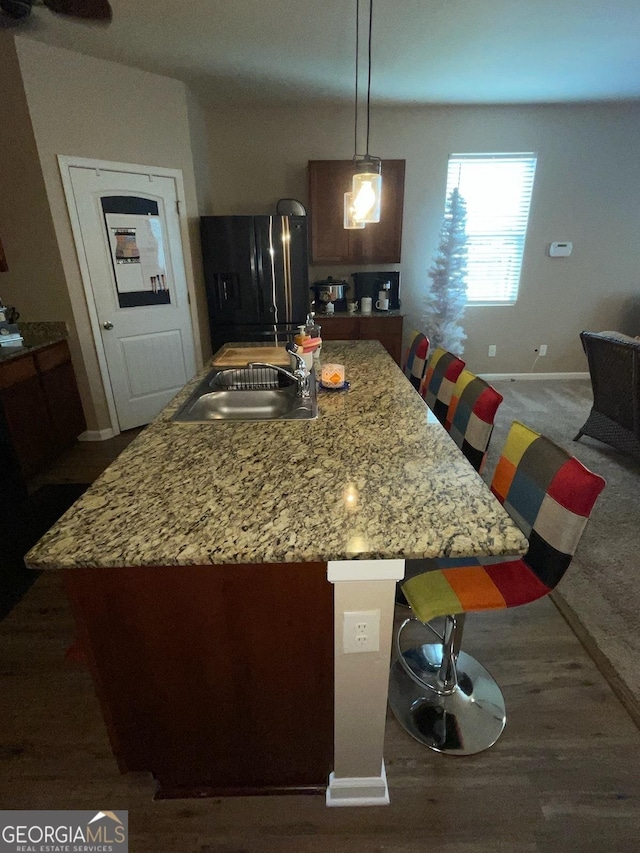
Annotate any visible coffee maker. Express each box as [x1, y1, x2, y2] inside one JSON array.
[[351, 272, 401, 312]]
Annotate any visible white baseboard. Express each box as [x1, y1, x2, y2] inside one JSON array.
[[326, 762, 390, 807], [78, 428, 116, 442], [479, 372, 590, 382]]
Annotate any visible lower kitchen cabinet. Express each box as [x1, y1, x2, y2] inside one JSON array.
[[319, 314, 403, 366], [0, 340, 86, 478], [65, 561, 334, 797]]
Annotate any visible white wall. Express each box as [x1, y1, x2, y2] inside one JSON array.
[[14, 37, 209, 431], [203, 101, 640, 374]]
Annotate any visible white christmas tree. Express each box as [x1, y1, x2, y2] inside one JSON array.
[[422, 186, 468, 355]]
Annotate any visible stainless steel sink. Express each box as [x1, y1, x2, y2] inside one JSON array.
[[172, 365, 317, 422]]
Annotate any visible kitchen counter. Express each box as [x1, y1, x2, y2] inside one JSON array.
[[317, 309, 403, 318], [24, 340, 527, 804], [0, 321, 68, 363], [26, 340, 527, 570]]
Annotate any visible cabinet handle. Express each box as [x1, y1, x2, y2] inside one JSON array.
[[103, 321, 114, 330]]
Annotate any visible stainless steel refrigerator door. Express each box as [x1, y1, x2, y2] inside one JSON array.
[[253, 216, 309, 327]]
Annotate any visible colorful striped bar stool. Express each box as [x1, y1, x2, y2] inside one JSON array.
[[445, 369, 504, 474], [389, 421, 605, 755], [403, 331, 430, 392], [420, 348, 465, 424]]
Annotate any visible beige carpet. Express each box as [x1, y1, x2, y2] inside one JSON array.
[[483, 376, 640, 725]]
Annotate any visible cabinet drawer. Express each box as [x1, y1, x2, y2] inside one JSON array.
[[35, 340, 71, 373], [0, 355, 37, 390]]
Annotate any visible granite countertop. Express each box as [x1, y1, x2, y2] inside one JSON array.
[[26, 340, 528, 570], [318, 310, 403, 318], [0, 322, 68, 363]]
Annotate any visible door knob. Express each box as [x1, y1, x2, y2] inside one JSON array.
[[103, 321, 114, 330]]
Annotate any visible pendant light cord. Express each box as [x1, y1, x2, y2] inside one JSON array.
[[366, 0, 373, 156], [354, 0, 359, 159]]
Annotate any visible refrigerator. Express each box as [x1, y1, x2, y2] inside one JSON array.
[[200, 215, 310, 354]]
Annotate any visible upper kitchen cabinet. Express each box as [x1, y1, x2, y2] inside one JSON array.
[[308, 160, 405, 264]]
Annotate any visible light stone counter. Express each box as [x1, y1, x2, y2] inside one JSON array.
[[0, 321, 68, 363], [26, 340, 527, 570]]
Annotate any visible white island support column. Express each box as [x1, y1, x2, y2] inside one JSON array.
[[326, 559, 405, 807]]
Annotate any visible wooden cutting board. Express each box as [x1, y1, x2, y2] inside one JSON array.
[[211, 346, 290, 367]]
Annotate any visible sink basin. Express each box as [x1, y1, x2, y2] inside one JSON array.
[[172, 365, 317, 422]]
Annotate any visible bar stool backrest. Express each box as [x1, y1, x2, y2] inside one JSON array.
[[403, 331, 430, 391], [490, 420, 606, 592], [445, 369, 504, 473], [421, 347, 465, 424]]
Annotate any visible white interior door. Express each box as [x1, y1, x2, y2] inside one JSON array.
[[66, 165, 197, 431]]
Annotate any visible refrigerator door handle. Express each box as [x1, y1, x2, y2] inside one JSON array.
[[253, 219, 267, 318], [281, 215, 293, 325]]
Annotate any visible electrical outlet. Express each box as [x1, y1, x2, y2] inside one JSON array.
[[343, 610, 380, 654], [488, 345, 497, 357], [539, 344, 548, 356]]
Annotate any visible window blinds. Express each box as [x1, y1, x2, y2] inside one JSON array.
[[445, 153, 537, 304]]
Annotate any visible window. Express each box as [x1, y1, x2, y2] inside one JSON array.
[[445, 153, 537, 305]]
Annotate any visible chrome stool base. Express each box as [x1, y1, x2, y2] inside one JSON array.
[[388, 643, 506, 756]]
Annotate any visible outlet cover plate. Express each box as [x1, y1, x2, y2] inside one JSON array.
[[343, 609, 380, 654]]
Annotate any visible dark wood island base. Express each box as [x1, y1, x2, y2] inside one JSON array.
[[64, 561, 334, 798]]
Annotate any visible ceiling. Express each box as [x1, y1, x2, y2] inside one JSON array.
[[10, 0, 640, 106]]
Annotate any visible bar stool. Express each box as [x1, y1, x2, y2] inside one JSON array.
[[420, 348, 465, 424], [445, 369, 504, 474], [389, 420, 605, 755], [403, 331, 430, 392]]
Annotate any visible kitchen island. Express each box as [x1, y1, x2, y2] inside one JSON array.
[[26, 340, 527, 805]]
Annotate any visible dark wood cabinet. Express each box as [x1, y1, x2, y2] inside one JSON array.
[[65, 560, 334, 798], [0, 357, 52, 478], [308, 160, 405, 264], [0, 340, 86, 478], [320, 314, 403, 365]]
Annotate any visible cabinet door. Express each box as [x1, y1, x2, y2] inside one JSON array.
[[318, 317, 360, 342], [359, 316, 404, 365], [35, 341, 86, 454], [308, 160, 405, 264], [40, 361, 87, 454], [0, 358, 52, 478], [308, 161, 351, 263]]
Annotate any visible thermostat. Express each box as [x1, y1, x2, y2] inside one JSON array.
[[549, 241, 573, 257]]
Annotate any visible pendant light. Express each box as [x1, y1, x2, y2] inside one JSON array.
[[351, 0, 382, 224], [344, 0, 365, 229]]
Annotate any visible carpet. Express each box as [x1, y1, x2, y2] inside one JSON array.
[[0, 483, 88, 622], [483, 377, 640, 726]]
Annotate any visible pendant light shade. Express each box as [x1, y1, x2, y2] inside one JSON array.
[[344, 0, 382, 229], [352, 155, 382, 223], [344, 191, 366, 229]]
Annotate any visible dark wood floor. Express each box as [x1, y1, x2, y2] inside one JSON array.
[[2, 428, 640, 852]]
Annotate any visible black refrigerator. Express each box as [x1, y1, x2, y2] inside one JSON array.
[[200, 215, 310, 354]]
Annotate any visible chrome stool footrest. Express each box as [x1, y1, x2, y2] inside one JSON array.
[[389, 616, 506, 755]]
